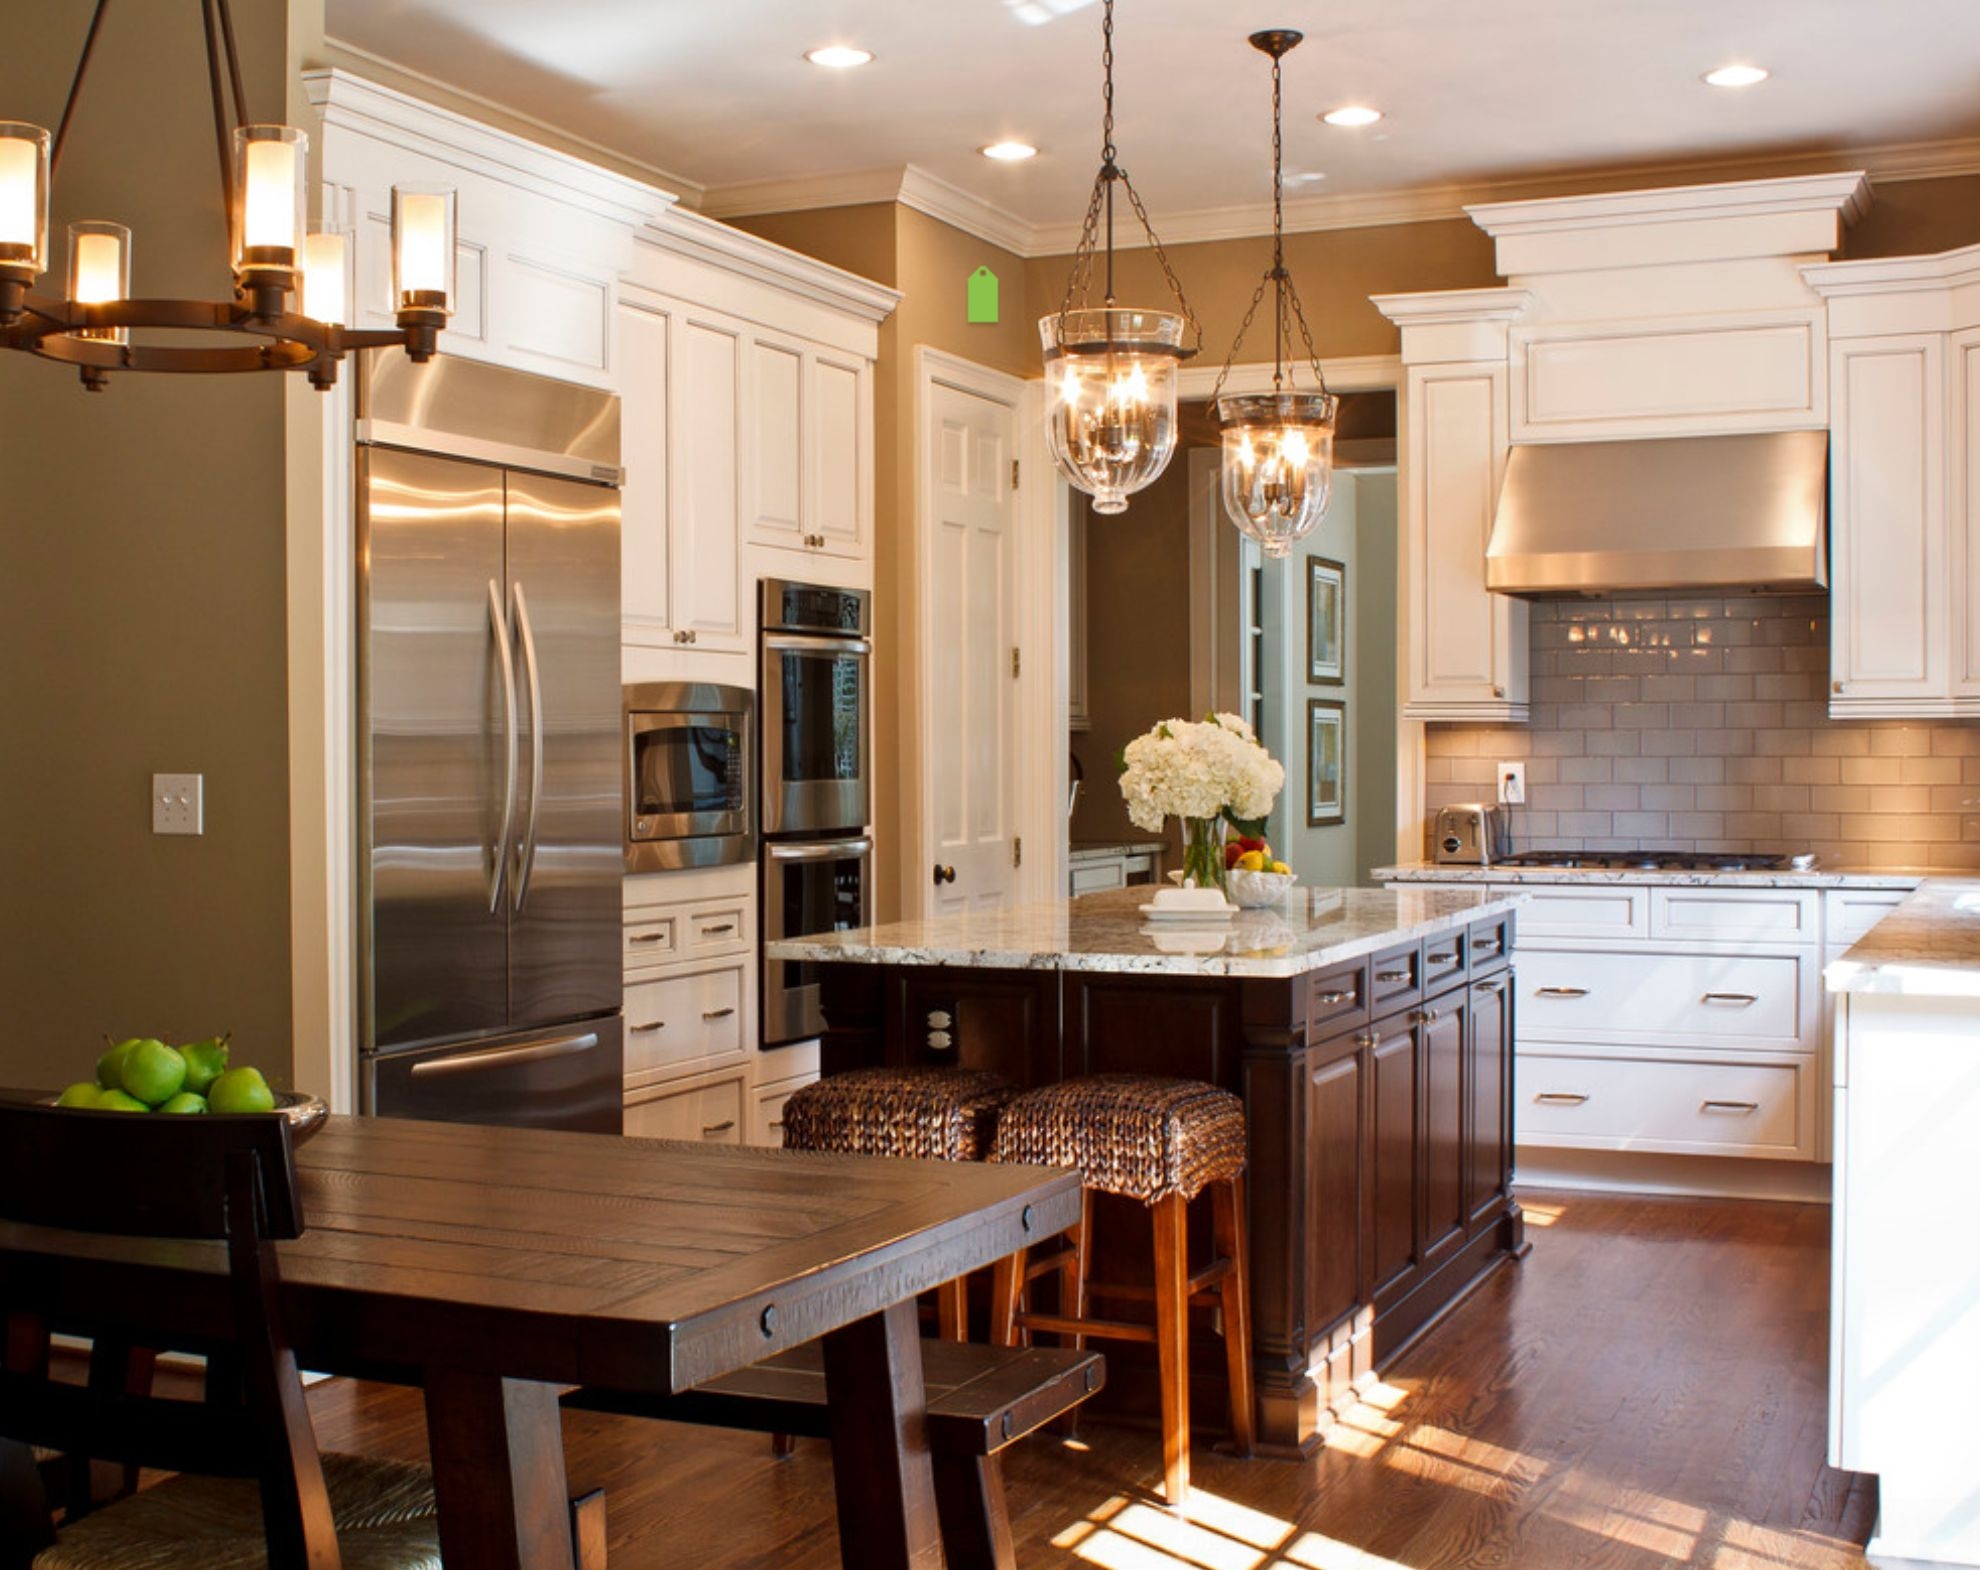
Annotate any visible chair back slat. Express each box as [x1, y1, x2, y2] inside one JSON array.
[[0, 1104, 302, 1240], [0, 1371, 262, 1477]]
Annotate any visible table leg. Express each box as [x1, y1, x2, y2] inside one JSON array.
[[423, 1370, 576, 1570], [821, 1299, 945, 1570]]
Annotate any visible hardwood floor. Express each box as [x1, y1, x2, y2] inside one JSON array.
[[299, 1187, 1875, 1570]]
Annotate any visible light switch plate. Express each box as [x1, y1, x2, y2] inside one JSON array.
[[152, 773, 204, 836], [1497, 762, 1526, 806]]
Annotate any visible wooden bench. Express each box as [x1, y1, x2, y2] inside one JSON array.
[[563, 1339, 1104, 1570]]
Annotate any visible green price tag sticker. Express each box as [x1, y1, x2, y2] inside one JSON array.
[[967, 266, 1000, 324]]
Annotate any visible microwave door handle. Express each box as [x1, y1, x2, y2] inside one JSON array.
[[487, 579, 519, 915], [765, 633, 873, 657], [768, 838, 874, 863], [512, 581, 546, 912]]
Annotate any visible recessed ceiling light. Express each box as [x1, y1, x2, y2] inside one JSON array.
[[982, 141, 1038, 162], [1322, 106, 1382, 128], [1703, 63, 1769, 87], [805, 45, 873, 69]]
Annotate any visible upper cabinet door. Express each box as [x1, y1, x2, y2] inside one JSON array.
[[672, 312, 747, 652], [748, 335, 806, 550], [809, 352, 868, 557], [1828, 334, 1945, 710], [1952, 329, 1980, 699], [618, 298, 673, 650], [1404, 362, 1530, 721]]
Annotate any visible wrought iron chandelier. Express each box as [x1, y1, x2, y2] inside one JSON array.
[[0, 0, 456, 392], [1212, 30, 1339, 557], [1040, 0, 1200, 515]]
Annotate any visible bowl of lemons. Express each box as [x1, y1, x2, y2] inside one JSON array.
[[1225, 841, 1298, 909], [52, 1034, 327, 1141]]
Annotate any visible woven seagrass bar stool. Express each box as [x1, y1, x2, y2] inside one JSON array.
[[780, 1065, 1017, 1339], [987, 1074, 1253, 1506]]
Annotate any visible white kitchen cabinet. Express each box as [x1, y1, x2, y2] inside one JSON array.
[[618, 291, 747, 655], [624, 1070, 746, 1144], [743, 332, 873, 564]]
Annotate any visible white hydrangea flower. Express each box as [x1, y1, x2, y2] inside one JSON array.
[[1117, 714, 1285, 833]]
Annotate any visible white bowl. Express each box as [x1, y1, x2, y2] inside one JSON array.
[[1228, 868, 1298, 909]]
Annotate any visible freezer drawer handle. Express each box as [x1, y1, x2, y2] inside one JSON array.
[[1701, 1099, 1760, 1114], [702, 1007, 736, 1021], [511, 581, 546, 913], [630, 1021, 665, 1035], [1535, 986, 1589, 998], [487, 579, 519, 915], [408, 1032, 603, 1078], [702, 1120, 737, 1136], [1534, 1092, 1590, 1106], [1702, 992, 1759, 1006]]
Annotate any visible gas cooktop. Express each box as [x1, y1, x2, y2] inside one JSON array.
[[1494, 850, 1817, 873]]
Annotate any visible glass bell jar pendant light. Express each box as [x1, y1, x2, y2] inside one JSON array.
[[1212, 30, 1339, 557], [1040, 0, 1201, 515]]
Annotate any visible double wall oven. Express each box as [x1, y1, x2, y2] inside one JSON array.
[[760, 580, 872, 1048]]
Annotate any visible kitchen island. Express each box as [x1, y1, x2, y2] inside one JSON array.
[[769, 884, 1525, 1454]]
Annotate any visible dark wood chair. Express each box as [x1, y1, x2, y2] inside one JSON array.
[[0, 1103, 443, 1570]]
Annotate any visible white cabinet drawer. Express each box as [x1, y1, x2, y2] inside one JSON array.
[[623, 913, 679, 966], [685, 902, 750, 958], [1517, 1053, 1808, 1157], [751, 1071, 818, 1147], [1650, 889, 1817, 945], [625, 1074, 745, 1144], [1071, 861, 1127, 895], [1488, 884, 1647, 940], [1519, 948, 1810, 1050], [623, 965, 746, 1085], [626, 894, 754, 975], [1824, 889, 1908, 953]]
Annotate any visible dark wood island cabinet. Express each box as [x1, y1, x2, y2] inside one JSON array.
[[774, 886, 1525, 1454]]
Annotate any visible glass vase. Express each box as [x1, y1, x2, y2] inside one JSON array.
[[1180, 816, 1230, 898]]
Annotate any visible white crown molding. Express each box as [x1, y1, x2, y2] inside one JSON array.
[[1466, 170, 1871, 239], [1803, 239, 1980, 297], [703, 164, 1039, 258], [317, 40, 705, 206], [304, 68, 680, 231], [895, 168, 1037, 259], [641, 206, 902, 325], [1371, 288, 1534, 326]]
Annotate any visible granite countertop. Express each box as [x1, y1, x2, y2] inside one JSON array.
[[1827, 879, 1980, 997], [767, 884, 1522, 980], [1373, 861, 1936, 891], [1067, 840, 1166, 863]]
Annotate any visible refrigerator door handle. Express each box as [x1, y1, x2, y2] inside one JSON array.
[[487, 578, 520, 914], [407, 1030, 603, 1078], [512, 580, 547, 912]]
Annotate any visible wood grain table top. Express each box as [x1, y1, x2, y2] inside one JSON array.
[[0, 1113, 1082, 1395]]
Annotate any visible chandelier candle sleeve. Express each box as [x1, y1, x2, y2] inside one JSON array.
[[0, 123, 50, 277], [66, 220, 128, 344], [301, 228, 350, 327], [392, 186, 456, 317], [233, 125, 306, 285]]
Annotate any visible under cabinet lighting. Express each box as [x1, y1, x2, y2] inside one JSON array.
[[1703, 64, 1769, 87], [1322, 106, 1382, 127], [805, 45, 873, 69]]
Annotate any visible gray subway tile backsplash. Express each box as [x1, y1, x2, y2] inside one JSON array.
[[1424, 593, 1980, 868]]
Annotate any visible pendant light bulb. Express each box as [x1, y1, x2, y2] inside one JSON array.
[[1214, 29, 1338, 557], [232, 125, 307, 294], [1039, 0, 1198, 515]]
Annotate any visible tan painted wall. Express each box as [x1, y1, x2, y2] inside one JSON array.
[[1, 0, 301, 1090]]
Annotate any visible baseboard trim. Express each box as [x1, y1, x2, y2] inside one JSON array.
[[1514, 1148, 1833, 1204]]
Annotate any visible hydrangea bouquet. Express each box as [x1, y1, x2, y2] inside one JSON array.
[[1118, 713, 1286, 896]]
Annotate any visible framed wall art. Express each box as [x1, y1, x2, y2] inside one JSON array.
[[1308, 699, 1346, 827], [1308, 557, 1345, 685]]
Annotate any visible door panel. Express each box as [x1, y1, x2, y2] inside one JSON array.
[[923, 380, 1017, 916], [1369, 1026, 1420, 1301], [504, 470, 624, 1029], [362, 448, 510, 1051], [1422, 1008, 1466, 1264], [1467, 977, 1511, 1227], [676, 316, 745, 646]]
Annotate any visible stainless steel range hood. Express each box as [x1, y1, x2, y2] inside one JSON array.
[[1485, 430, 1828, 596]]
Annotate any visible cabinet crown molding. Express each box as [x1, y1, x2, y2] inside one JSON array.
[[1803, 241, 1980, 299], [1372, 288, 1535, 327], [1467, 171, 1871, 241], [640, 207, 902, 326], [304, 69, 680, 231]]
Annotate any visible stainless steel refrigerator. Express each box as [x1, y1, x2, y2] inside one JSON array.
[[356, 350, 624, 1133]]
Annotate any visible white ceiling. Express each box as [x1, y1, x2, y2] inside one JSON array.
[[324, 0, 1980, 245]]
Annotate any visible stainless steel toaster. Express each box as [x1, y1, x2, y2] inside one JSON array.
[[1434, 803, 1511, 866]]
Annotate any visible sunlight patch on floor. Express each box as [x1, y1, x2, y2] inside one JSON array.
[[1380, 1439, 1523, 1499], [1280, 1531, 1419, 1569], [1521, 1201, 1567, 1228], [1403, 1423, 1547, 1478], [1058, 1484, 1422, 1570]]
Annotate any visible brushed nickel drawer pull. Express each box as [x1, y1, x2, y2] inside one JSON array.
[[1702, 992, 1759, 1006], [1536, 986, 1589, 998], [1410, 1007, 1440, 1024], [1473, 979, 1504, 995], [1428, 950, 1458, 964], [630, 1021, 665, 1034], [1701, 1100, 1759, 1114], [1315, 989, 1355, 1005], [1476, 940, 1504, 956], [702, 1120, 737, 1136], [1354, 1032, 1380, 1048], [703, 923, 737, 935], [1535, 1092, 1589, 1106], [630, 932, 667, 945], [1376, 968, 1412, 983], [703, 1007, 737, 1021]]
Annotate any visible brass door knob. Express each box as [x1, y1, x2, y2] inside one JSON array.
[[933, 864, 957, 886]]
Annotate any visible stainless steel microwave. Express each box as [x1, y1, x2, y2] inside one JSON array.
[[624, 682, 755, 872]]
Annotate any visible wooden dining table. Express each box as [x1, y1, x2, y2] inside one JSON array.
[[0, 1112, 1082, 1570]]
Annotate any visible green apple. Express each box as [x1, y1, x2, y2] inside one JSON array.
[[207, 1065, 276, 1115], [157, 1091, 208, 1115], [94, 1089, 149, 1113], [96, 1037, 147, 1091], [120, 1040, 187, 1108], [55, 1082, 105, 1109], [179, 1035, 230, 1096]]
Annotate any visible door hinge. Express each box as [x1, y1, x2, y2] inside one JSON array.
[[1011, 459, 1020, 492], [1011, 646, 1021, 679], [1013, 837, 1023, 869]]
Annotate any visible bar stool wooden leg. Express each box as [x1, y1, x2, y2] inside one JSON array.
[[1055, 1191, 1093, 1436], [1213, 1175, 1255, 1457], [989, 1249, 1027, 1349], [1150, 1192, 1191, 1506], [937, 1278, 969, 1342]]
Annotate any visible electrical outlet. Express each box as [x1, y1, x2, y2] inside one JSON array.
[[1497, 762, 1526, 806], [152, 773, 204, 836]]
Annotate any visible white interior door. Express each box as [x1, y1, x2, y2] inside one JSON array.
[[922, 372, 1019, 917]]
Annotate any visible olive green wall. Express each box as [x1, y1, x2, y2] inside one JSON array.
[[0, 0, 301, 1090]]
